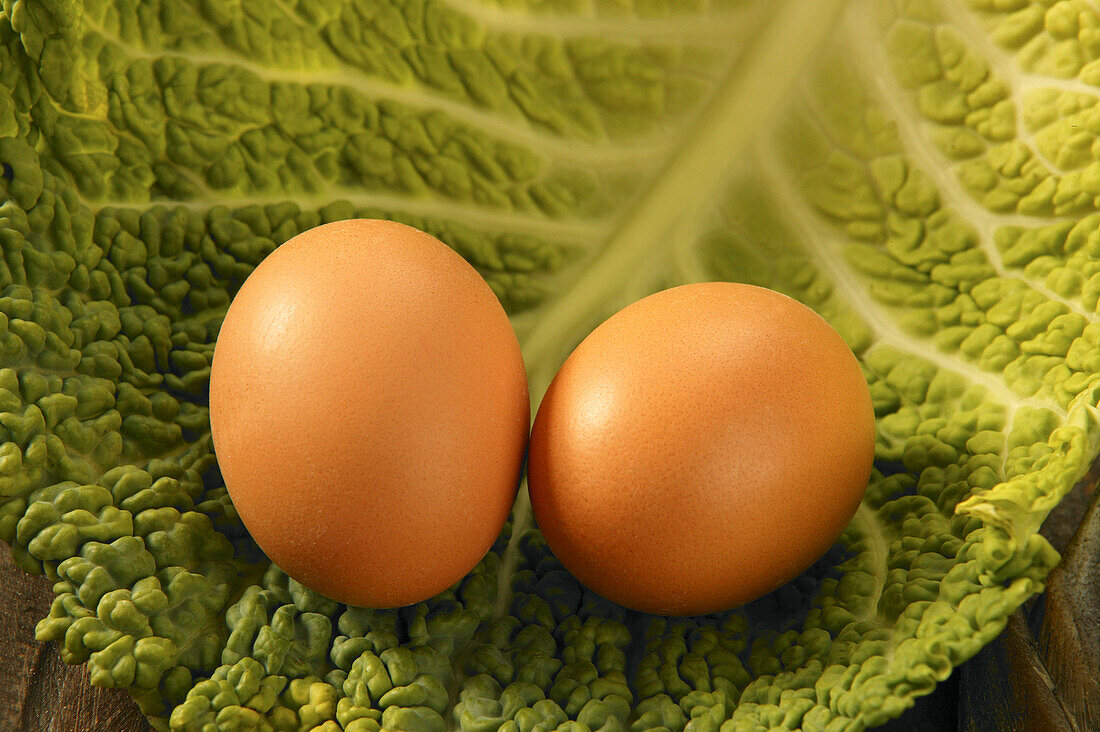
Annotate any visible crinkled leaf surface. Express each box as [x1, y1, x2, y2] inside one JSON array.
[[1, 0, 1100, 729]]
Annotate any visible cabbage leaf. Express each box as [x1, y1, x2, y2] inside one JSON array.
[[1, 0, 1099, 729]]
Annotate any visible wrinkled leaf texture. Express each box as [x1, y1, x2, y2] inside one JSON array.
[[1, 0, 1099, 730]]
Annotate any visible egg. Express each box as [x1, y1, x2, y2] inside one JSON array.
[[209, 219, 529, 608], [527, 282, 875, 616]]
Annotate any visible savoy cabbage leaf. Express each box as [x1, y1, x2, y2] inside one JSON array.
[[1, 0, 1099, 729]]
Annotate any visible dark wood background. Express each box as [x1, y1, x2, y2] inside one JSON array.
[[0, 544, 151, 732]]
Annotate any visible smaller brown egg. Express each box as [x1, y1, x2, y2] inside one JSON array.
[[527, 282, 875, 616]]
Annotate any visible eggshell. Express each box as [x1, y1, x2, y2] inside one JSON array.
[[209, 219, 529, 608], [527, 282, 875, 616]]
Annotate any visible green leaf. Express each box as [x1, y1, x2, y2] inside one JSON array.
[[3, 0, 1100, 730]]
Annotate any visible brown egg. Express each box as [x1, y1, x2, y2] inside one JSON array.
[[209, 219, 529, 608], [527, 282, 875, 616]]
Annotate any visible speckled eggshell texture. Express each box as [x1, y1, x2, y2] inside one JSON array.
[[527, 282, 875, 616], [209, 219, 529, 609]]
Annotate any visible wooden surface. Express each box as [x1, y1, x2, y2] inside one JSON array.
[[0, 543, 151, 732]]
